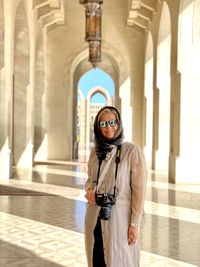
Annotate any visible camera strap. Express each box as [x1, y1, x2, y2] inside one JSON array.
[[113, 145, 121, 197], [96, 145, 121, 196]]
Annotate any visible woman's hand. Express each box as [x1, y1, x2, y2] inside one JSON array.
[[128, 226, 139, 246], [85, 189, 96, 204]]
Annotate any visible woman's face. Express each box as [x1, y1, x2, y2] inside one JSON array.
[[99, 111, 118, 139]]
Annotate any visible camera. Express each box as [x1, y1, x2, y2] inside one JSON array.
[[96, 193, 116, 220]]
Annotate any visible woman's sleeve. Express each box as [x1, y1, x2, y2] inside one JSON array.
[[85, 148, 96, 191], [130, 145, 147, 225]]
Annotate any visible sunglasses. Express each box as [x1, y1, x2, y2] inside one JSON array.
[[99, 119, 118, 128]]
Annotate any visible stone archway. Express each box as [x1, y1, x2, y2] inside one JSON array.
[[85, 86, 112, 152], [69, 45, 128, 161]]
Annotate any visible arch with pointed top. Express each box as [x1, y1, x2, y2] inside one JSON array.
[[69, 44, 131, 160]]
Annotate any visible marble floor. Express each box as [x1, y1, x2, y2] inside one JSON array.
[[0, 161, 199, 267]]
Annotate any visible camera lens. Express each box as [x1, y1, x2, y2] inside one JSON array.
[[99, 205, 112, 220], [96, 193, 116, 220]]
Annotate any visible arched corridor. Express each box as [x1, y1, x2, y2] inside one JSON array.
[[0, 0, 200, 266], [1, 0, 200, 183]]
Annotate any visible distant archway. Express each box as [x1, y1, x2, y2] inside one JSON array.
[[70, 45, 128, 161], [85, 86, 112, 151]]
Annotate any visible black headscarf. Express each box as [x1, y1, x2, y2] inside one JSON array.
[[93, 106, 124, 160]]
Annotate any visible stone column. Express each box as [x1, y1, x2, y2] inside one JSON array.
[[0, 0, 16, 179]]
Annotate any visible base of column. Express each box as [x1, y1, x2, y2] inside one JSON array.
[[0, 148, 12, 179], [176, 156, 200, 184]]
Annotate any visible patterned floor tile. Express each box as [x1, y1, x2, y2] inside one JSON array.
[[0, 164, 199, 267]]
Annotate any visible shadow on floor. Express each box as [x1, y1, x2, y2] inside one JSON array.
[[0, 239, 65, 267]]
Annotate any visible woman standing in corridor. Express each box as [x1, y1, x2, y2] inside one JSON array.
[[84, 106, 147, 267]]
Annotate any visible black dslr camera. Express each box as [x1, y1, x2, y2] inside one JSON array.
[[96, 193, 116, 220]]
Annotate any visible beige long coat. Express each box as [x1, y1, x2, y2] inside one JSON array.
[[84, 142, 147, 267]]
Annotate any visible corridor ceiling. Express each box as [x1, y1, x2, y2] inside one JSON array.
[[31, 0, 159, 82], [127, 0, 158, 32], [33, 0, 159, 34]]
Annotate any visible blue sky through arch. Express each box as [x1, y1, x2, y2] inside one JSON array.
[[78, 68, 114, 103]]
